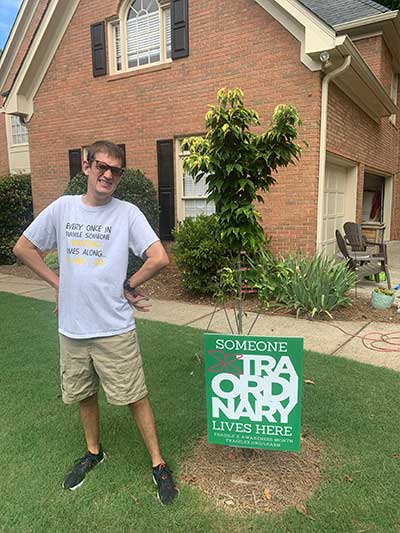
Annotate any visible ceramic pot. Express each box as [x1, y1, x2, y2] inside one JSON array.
[[371, 290, 394, 310]]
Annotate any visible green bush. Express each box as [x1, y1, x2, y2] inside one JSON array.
[[65, 169, 159, 275], [0, 174, 33, 264], [249, 251, 357, 318], [44, 251, 59, 270], [172, 214, 232, 295]]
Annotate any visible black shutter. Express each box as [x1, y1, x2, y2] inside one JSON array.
[[91, 21, 106, 77], [117, 144, 126, 168], [171, 0, 189, 59], [157, 140, 175, 240], [68, 149, 82, 178]]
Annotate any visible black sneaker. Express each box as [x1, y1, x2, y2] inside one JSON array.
[[152, 463, 178, 504], [63, 448, 105, 490]]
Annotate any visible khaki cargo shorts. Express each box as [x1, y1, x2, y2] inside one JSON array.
[[59, 329, 148, 405]]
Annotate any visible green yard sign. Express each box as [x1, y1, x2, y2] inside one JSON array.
[[205, 333, 303, 452]]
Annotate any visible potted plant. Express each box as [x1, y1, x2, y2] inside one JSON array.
[[371, 287, 395, 310]]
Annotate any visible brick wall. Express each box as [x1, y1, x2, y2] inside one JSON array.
[[28, 0, 322, 255], [17, 0, 400, 254], [327, 83, 399, 239], [354, 35, 393, 94]]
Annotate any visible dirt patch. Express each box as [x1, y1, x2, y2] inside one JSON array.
[[181, 434, 322, 515], [1, 245, 399, 324]]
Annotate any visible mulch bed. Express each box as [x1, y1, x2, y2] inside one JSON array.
[[181, 434, 322, 515], [1, 253, 399, 323]]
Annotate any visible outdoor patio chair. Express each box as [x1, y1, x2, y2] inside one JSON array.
[[343, 222, 391, 288], [335, 229, 391, 290], [343, 221, 386, 255], [343, 221, 367, 251]]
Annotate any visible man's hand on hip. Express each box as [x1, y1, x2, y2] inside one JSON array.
[[124, 287, 152, 312]]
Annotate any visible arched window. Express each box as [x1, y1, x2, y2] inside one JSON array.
[[110, 0, 171, 73]]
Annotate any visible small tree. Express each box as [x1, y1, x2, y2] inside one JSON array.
[[182, 88, 304, 332]]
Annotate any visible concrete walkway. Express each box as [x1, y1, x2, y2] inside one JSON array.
[[1, 269, 400, 373]]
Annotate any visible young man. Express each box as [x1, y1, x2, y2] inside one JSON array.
[[13, 140, 178, 504]]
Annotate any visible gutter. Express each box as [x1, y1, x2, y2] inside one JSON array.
[[316, 55, 352, 251], [334, 10, 399, 31]]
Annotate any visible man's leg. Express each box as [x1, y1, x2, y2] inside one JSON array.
[[129, 395, 178, 504], [128, 395, 163, 466], [63, 393, 105, 491], [80, 393, 100, 455], [92, 331, 178, 503]]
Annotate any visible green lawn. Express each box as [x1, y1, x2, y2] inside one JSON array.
[[0, 292, 399, 532]]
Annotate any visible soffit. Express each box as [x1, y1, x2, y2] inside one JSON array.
[[335, 12, 400, 73], [2, 0, 80, 120], [322, 37, 397, 121], [254, 0, 398, 121], [0, 0, 41, 91]]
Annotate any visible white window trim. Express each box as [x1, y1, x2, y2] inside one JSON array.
[[390, 73, 398, 125], [7, 114, 29, 148], [108, 0, 171, 76], [4, 114, 31, 173], [175, 138, 215, 221]]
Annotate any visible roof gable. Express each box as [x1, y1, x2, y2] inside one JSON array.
[[297, 0, 391, 26], [0, 0, 43, 92], [2, 0, 79, 119]]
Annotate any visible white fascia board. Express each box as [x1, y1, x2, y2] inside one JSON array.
[[2, 92, 31, 118], [3, 0, 80, 121], [335, 36, 397, 119], [0, 0, 41, 91], [335, 12, 400, 73], [334, 11, 399, 31], [254, 0, 337, 71]]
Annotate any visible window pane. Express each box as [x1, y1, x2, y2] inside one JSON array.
[[115, 23, 122, 70], [11, 115, 28, 145], [127, 8, 161, 67], [147, 0, 158, 13], [183, 173, 209, 197], [128, 0, 139, 17], [184, 199, 215, 218], [164, 7, 171, 59]]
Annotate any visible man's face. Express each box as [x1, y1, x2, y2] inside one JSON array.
[[83, 152, 123, 200]]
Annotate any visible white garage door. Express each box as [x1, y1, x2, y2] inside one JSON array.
[[321, 163, 347, 256]]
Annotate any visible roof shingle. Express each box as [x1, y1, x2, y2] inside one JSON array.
[[297, 0, 391, 26]]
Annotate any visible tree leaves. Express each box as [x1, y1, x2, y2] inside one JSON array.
[[182, 88, 304, 256]]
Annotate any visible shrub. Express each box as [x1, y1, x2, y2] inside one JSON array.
[[44, 251, 59, 270], [172, 214, 232, 295], [0, 174, 33, 264], [249, 251, 357, 318], [64, 169, 159, 275]]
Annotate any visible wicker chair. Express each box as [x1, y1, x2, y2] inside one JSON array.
[[335, 229, 391, 289]]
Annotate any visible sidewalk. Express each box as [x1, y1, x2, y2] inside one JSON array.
[[1, 272, 399, 372]]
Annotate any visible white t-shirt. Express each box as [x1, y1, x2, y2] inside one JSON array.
[[23, 195, 159, 339]]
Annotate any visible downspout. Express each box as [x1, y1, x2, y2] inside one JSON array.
[[316, 55, 352, 251]]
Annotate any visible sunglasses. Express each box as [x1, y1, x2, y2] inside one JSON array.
[[94, 159, 124, 179]]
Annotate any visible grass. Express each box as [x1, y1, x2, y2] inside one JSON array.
[[0, 291, 400, 532]]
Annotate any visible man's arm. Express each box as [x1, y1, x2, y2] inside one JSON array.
[[126, 241, 169, 289], [124, 241, 169, 312], [13, 235, 59, 290]]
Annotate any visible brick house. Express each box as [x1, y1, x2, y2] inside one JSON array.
[[0, 0, 399, 256]]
